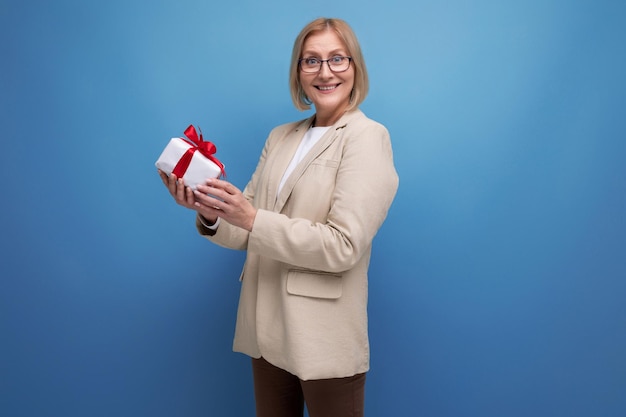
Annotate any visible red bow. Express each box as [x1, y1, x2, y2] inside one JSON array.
[[171, 125, 226, 179]]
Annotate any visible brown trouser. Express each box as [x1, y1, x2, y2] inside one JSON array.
[[252, 357, 366, 417]]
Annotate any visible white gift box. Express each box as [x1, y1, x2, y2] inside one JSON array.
[[155, 137, 224, 190]]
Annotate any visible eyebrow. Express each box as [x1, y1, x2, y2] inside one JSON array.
[[301, 48, 347, 57]]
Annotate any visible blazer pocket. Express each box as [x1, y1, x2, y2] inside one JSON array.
[[286, 269, 342, 299], [310, 158, 339, 168]]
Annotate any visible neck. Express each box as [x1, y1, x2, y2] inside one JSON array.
[[313, 106, 349, 127]]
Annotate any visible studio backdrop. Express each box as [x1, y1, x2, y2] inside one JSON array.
[[1, 0, 624, 416]]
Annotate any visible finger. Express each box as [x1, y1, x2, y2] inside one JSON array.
[[158, 170, 170, 187], [196, 183, 228, 204], [158, 169, 172, 187], [193, 189, 223, 209], [166, 173, 178, 193], [199, 180, 241, 203], [205, 178, 240, 195], [179, 180, 190, 201], [185, 185, 196, 205], [194, 203, 222, 220]]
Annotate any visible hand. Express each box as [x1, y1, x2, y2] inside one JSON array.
[[158, 169, 198, 210], [194, 178, 257, 232]]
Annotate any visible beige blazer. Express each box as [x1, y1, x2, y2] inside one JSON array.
[[197, 109, 399, 380]]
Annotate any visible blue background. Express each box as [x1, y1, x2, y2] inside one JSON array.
[[1, 0, 625, 416]]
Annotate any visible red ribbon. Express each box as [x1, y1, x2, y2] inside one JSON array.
[[171, 125, 226, 179]]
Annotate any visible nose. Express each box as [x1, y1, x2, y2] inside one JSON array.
[[318, 61, 333, 77]]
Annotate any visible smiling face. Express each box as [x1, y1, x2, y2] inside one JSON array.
[[299, 29, 355, 126]]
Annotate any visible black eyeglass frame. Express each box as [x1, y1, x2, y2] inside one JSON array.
[[298, 56, 353, 73]]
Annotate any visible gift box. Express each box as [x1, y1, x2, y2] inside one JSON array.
[[155, 125, 226, 190]]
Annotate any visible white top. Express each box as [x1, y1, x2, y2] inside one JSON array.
[[277, 126, 331, 195]]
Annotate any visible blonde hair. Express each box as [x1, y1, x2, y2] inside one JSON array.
[[289, 18, 369, 111]]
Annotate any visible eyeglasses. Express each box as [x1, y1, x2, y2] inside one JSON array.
[[298, 56, 352, 73]]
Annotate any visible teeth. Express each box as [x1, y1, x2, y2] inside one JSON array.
[[318, 85, 337, 91]]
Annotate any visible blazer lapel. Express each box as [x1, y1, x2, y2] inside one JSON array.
[[265, 117, 312, 210], [273, 111, 361, 212]]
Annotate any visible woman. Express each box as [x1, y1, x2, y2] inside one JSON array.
[[159, 17, 398, 417]]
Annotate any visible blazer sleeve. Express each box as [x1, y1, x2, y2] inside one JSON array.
[[247, 120, 399, 273]]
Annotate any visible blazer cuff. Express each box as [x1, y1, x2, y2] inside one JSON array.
[[196, 215, 220, 236]]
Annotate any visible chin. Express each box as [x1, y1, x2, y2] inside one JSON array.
[[313, 96, 350, 111]]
